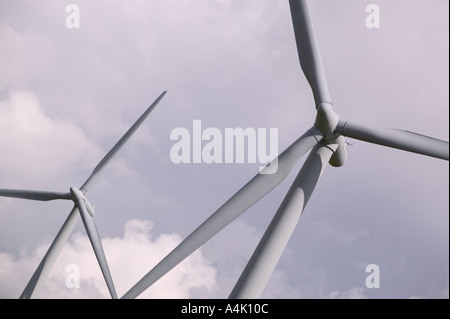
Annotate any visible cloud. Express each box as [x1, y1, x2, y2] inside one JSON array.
[[0, 90, 102, 188], [0, 24, 56, 89], [261, 269, 303, 299], [0, 219, 217, 298]]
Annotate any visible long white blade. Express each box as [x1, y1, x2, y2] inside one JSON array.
[[20, 206, 80, 299], [336, 120, 449, 161], [122, 127, 324, 299], [289, 0, 331, 106], [72, 191, 117, 299], [0, 189, 71, 201], [229, 142, 337, 299], [81, 91, 167, 192]]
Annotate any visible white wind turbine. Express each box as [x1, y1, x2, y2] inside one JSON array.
[[121, 0, 449, 299], [0, 91, 167, 299]]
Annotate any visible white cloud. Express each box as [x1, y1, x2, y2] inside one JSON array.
[[0, 90, 102, 188], [0, 219, 217, 298]]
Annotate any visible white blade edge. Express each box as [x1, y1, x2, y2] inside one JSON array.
[[72, 189, 118, 299], [336, 120, 449, 161], [20, 206, 80, 299], [0, 189, 71, 201], [229, 142, 338, 299], [121, 127, 325, 299], [81, 90, 167, 193], [289, 0, 332, 106]]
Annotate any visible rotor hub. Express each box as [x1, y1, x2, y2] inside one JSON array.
[[314, 103, 347, 167]]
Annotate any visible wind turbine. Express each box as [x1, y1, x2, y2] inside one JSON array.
[[122, 0, 449, 299], [0, 91, 167, 299]]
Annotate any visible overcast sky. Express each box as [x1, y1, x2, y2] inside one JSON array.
[[0, 0, 448, 299]]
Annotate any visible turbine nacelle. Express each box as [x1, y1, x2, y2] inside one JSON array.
[[314, 103, 347, 167], [314, 103, 339, 140], [70, 187, 95, 217], [326, 136, 347, 168]]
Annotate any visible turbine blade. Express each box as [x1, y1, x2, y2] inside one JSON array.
[[73, 192, 118, 299], [81, 90, 167, 192], [122, 127, 324, 299], [0, 189, 71, 201], [229, 142, 337, 299], [20, 206, 80, 298], [336, 121, 449, 161], [289, 0, 331, 106]]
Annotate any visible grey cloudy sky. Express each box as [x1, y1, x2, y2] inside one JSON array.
[[0, 0, 448, 299]]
